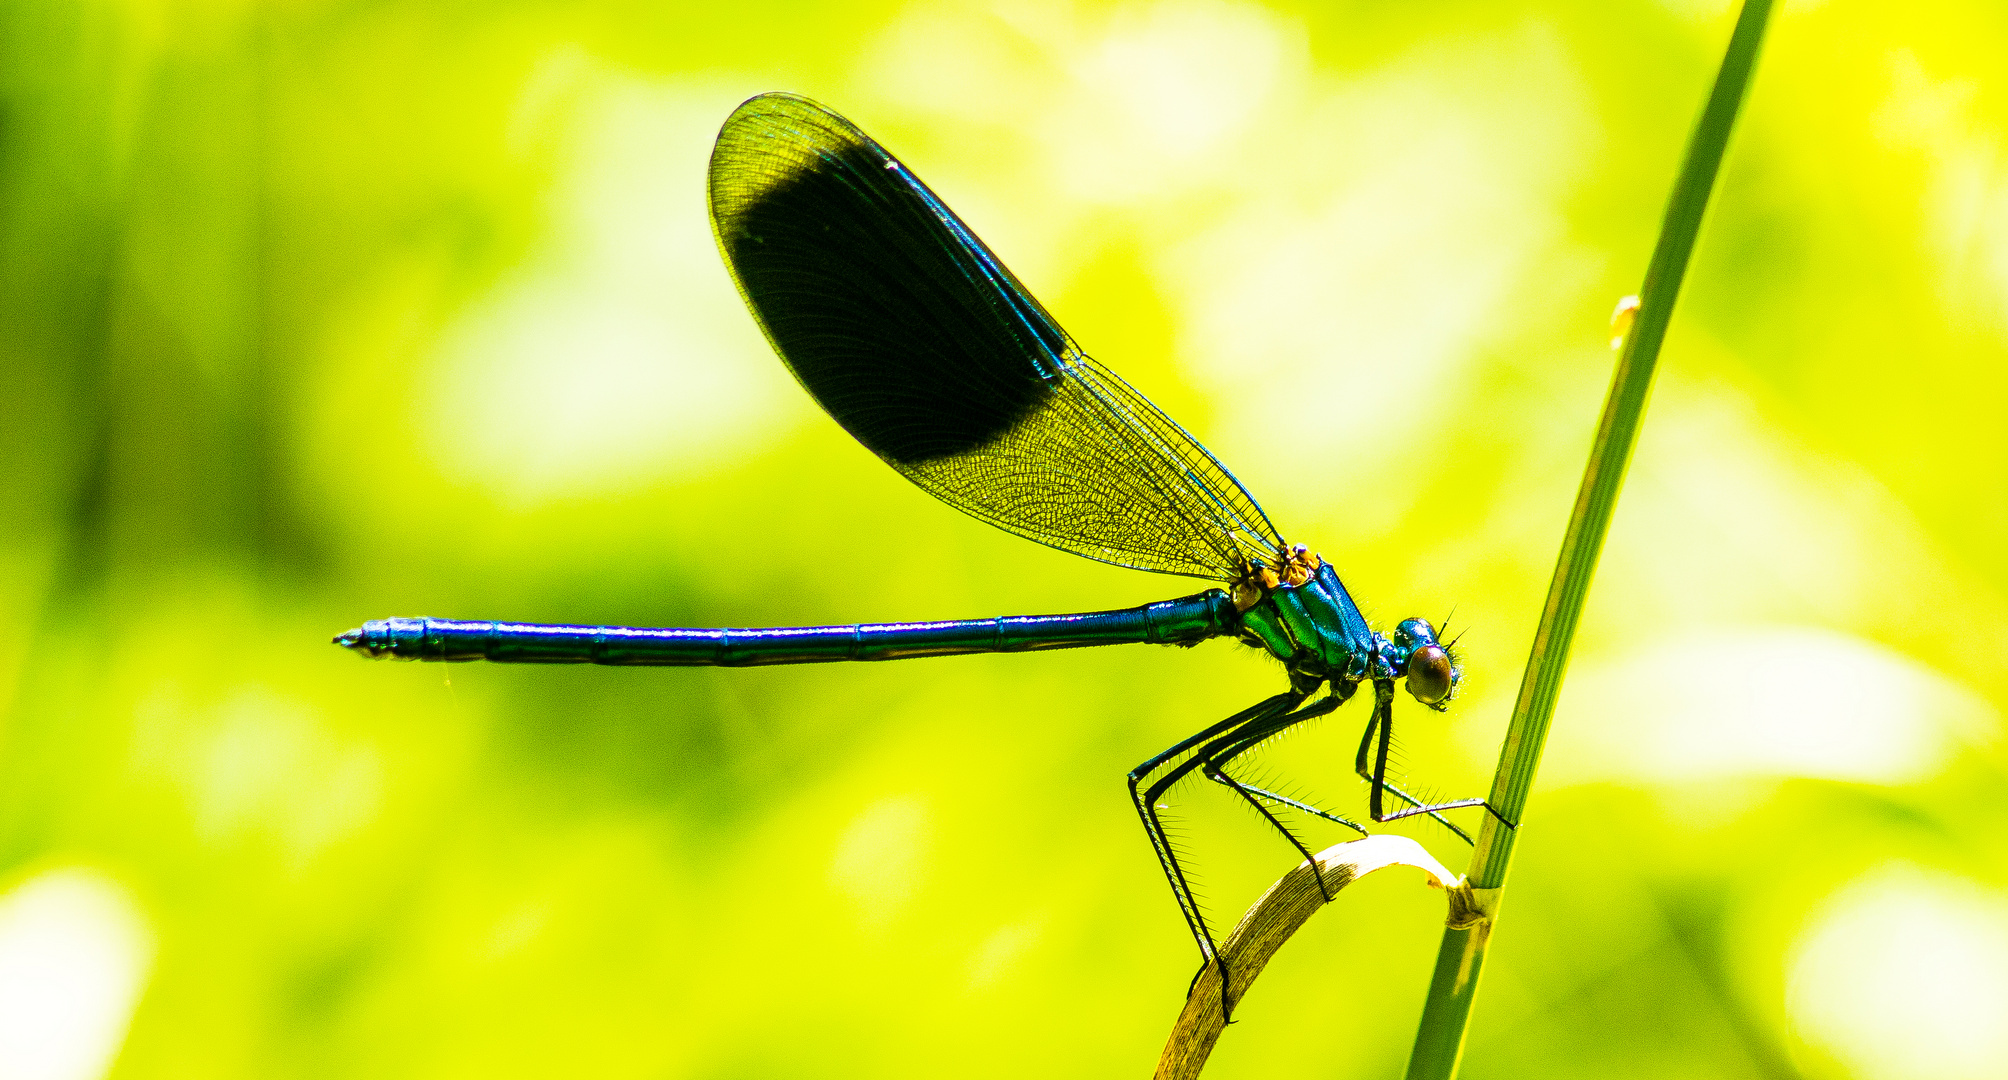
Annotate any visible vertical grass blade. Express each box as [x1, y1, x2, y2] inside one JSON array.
[[1404, 3, 1775, 1076]]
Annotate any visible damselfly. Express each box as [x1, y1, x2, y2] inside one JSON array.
[[336, 92, 1511, 986]]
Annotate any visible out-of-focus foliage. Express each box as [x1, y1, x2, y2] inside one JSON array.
[[2, 1, 2004, 1077]]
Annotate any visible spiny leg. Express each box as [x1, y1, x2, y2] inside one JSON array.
[[1128, 690, 1305, 985], [1132, 692, 1308, 1016], [1210, 778, 1369, 840], [1206, 689, 1367, 846], [1196, 689, 1361, 887], [1357, 678, 1515, 838], [1352, 687, 1472, 840], [1198, 694, 1349, 900], [1206, 681, 1358, 835]]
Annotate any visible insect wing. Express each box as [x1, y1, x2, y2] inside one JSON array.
[[708, 93, 1283, 580]]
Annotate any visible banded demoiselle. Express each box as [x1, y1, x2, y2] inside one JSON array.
[[336, 92, 1512, 986]]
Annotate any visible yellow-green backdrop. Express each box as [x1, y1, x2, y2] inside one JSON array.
[[3, 1, 2005, 1078]]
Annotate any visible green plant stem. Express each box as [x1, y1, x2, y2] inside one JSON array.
[[1404, 3, 1775, 1077]]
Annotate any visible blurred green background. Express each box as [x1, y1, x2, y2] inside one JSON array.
[[4, 0, 2007, 1077]]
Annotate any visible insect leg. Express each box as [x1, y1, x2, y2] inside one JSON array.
[[1209, 682, 1362, 837], [1198, 693, 1354, 900], [1358, 678, 1516, 838], [1128, 690, 1306, 983]]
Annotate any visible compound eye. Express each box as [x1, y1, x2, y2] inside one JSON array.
[[1405, 644, 1454, 705]]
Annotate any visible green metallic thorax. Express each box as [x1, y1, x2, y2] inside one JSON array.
[[1235, 562, 1383, 684]]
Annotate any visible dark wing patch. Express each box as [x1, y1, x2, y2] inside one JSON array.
[[709, 94, 1059, 464], [708, 93, 1285, 580]]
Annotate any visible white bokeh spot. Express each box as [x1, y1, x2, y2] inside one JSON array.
[[828, 795, 933, 929], [428, 62, 789, 505], [1789, 864, 2008, 1080], [1160, 24, 1592, 486], [1548, 627, 1990, 788], [0, 869, 153, 1080]]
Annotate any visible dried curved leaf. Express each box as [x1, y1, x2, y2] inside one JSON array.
[[1154, 835, 1474, 1080]]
